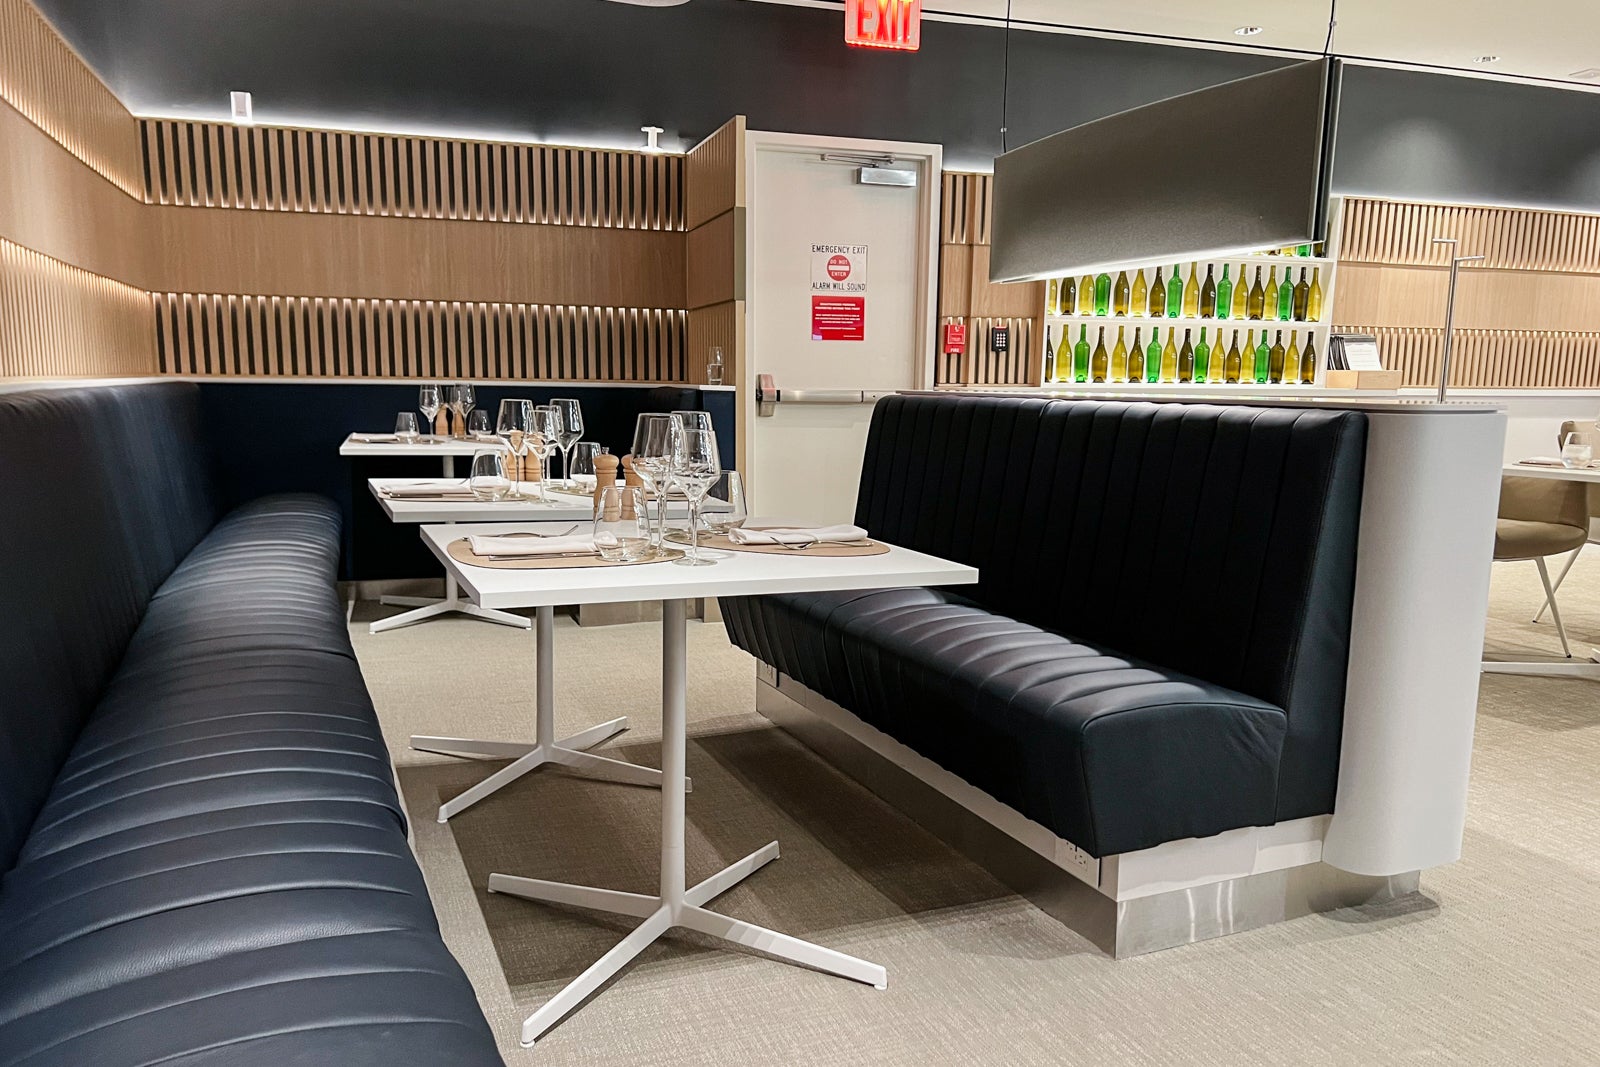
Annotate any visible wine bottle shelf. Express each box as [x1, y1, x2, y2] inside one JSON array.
[[1045, 313, 1324, 331]]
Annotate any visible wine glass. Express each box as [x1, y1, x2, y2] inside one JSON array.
[[701, 471, 747, 535], [469, 450, 510, 501], [530, 405, 562, 501], [550, 399, 584, 488], [594, 486, 651, 561], [394, 412, 420, 442], [418, 384, 442, 438], [448, 383, 475, 438], [632, 413, 676, 551], [570, 442, 601, 490], [496, 398, 534, 499], [673, 409, 714, 435], [671, 428, 720, 566]]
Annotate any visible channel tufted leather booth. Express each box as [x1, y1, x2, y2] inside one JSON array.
[[0, 384, 501, 1066], [723, 394, 1368, 859]]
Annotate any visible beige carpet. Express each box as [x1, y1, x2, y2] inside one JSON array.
[[351, 554, 1600, 1066]]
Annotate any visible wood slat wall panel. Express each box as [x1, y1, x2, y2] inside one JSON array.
[[140, 119, 685, 230], [1335, 324, 1600, 389], [1341, 196, 1600, 274], [154, 292, 687, 382], [0, 0, 141, 196], [685, 209, 737, 311], [685, 117, 745, 231], [1, 238, 154, 377], [936, 172, 1042, 385], [937, 315, 1034, 387], [687, 300, 741, 386]]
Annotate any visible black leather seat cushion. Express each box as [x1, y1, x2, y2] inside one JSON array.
[[0, 384, 500, 1066], [725, 394, 1366, 858]]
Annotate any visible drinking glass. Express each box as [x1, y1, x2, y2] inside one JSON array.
[[671, 428, 720, 566], [1561, 432, 1594, 469], [531, 405, 562, 500], [418, 383, 442, 437], [448, 383, 475, 438], [469, 449, 510, 501], [467, 409, 491, 437], [394, 412, 420, 442], [570, 442, 601, 489], [632, 413, 676, 550], [496, 398, 535, 499], [594, 487, 651, 561], [673, 409, 714, 435], [706, 346, 725, 386], [550, 399, 584, 488], [701, 471, 747, 535]]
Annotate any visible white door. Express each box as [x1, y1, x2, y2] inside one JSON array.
[[741, 132, 940, 524]]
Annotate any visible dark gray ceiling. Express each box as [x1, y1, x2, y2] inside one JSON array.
[[29, 0, 1600, 208]]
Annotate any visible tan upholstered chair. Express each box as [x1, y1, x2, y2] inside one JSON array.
[[1531, 420, 1600, 624], [1498, 474, 1590, 656]]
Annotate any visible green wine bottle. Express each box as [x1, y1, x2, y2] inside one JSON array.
[[1146, 327, 1163, 383], [1074, 324, 1090, 383], [1277, 270, 1294, 321], [1043, 326, 1057, 384], [1216, 264, 1233, 320], [1091, 326, 1110, 382], [1129, 328, 1145, 383], [1300, 333, 1318, 384], [1200, 265, 1218, 318], [1149, 267, 1167, 319], [1231, 264, 1250, 318], [1113, 271, 1131, 317], [1166, 265, 1182, 318], [1292, 267, 1310, 321], [1193, 327, 1210, 382], [1224, 330, 1242, 383], [1178, 329, 1195, 383], [1094, 273, 1112, 316], [1247, 267, 1266, 320], [1131, 270, 1148, 317], [1254, 330, 1270, 384], [1268, 330, 1287, 384]]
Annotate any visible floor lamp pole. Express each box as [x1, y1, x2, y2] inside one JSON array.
[[1431, 237, 1486, 402]]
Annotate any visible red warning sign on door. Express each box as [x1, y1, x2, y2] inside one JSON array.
[[811, 296, 865, 341]]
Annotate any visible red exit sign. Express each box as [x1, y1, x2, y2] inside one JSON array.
[[845, 0, 922, 52]]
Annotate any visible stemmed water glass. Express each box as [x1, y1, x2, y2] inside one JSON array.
[[530, 405, 562, 501], [418, 384, 442, 438], [496, 398, 534, 499], [672, 428, 721, 566], [631, 413, 676, 552], [448, 383, 475, 438], [550, 399, 584, 488]]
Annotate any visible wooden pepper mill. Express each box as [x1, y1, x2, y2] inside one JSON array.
[[594, 452, 621, 512], [433, 407, 450, 438]]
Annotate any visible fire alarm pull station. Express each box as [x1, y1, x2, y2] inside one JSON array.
[[942, 323, 967, 355]]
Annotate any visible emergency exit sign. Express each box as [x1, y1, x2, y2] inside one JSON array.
[[845, 0, 922, 52]]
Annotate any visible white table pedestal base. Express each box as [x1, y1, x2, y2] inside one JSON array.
[[411, 606, 673, 822], [487, 600, 886, 1048], [373, 575, 533, 634]]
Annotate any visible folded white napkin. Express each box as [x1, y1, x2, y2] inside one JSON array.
[[728, 524, 870, 546], [381, 480, 473, 498], [468, 534, 597, 556], [1517, 457, 1565, 467], [351, 433, 400, 443]]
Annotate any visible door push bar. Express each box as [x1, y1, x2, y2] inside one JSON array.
[[756, 374, 893, 417]]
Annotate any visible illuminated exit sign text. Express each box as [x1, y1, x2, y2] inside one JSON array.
[[845, 0, 922, 52]]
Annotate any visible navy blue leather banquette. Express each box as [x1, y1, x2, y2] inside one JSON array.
[[0, 384, 501, 1066]]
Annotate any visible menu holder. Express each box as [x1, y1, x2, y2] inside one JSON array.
[[1325, 332, 1401, 390]]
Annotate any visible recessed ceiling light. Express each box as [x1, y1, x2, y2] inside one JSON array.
[[1234, 26, 1263, 37], [1475, 55, 1499, 63]]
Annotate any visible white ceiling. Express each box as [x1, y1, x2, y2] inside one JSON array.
[[789, 0, 1600, 89]]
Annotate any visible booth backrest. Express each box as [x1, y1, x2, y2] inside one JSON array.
[[855, 394, 1368, 822], [0, 383, 216, 872]]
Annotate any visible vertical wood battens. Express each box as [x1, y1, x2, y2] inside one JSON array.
[[937, 171, 1042, 386], [0, 238, 155, 377], [138, 118, 686, 229], [154, 292, 687, 382]]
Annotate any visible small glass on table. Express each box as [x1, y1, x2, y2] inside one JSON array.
[[467, 409, 491, 438], [394, 412, 420, 443], [594, 486, 651, 561], [469, 450, 511, 501], [569, 442, 602, 492], [1561, 432, 1594, 470], [701, 471, 747, 538]]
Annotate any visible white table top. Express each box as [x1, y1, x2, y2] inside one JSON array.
[[420, 520, 980, 609], [340, 433, 500, 457], [1503, 461, 1600, 484], [370, 478, 690, 523]]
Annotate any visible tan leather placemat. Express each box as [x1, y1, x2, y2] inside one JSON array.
[[447, 538, 684, 569], [666, 530, 890, 557]]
